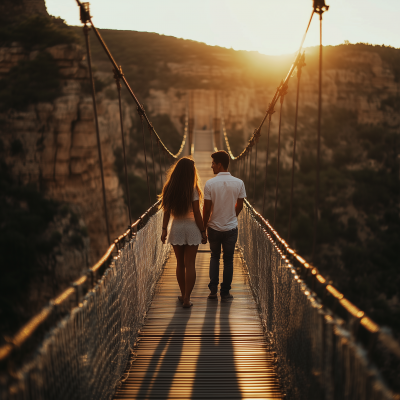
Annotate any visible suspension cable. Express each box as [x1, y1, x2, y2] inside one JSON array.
[[312, 0, 329, 259], [138, 108, 151, 206], [253, 129, 261, 204], [114, 66, 132, 226], [163, 150, 166, 178], [253, 141, 257, 203], [273, 83, 288, 227], [262, 110, 274, 217], [248, 150, 252, 192], [83, 24, 110, 245], [248, 147, 252, 199], [157, 140, 163, 188], [148, 123, 158, 198], [288, 53, 306, 244], [244, 152, 248, 190]]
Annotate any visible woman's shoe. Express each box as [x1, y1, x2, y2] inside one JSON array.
[[182, 301, 193, 308]]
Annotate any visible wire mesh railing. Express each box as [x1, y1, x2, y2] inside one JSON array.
[[0, 204, 170, 400], [237, 200, 399, 399]]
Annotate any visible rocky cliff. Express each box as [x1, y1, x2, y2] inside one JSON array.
[[0, 42, 130, 262]]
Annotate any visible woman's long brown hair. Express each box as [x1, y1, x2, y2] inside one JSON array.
[[159, 157, 203, 217]]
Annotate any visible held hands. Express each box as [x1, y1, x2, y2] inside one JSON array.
[[161, 227, 167, 244], [201, 230, 207, 245]]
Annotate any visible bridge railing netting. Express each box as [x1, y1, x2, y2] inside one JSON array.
[[238, 201, 396, 400], [0, 208, 170, 400]]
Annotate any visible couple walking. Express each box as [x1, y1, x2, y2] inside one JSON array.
[[160, 150, 246, 308]]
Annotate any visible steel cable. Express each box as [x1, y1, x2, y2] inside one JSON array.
[[149, 125, 158, 199], [273, 84, 288, 227], [247, 149, 251, 199], [248, 149, 252, 193], [157, 140, 163, 188], [288, 53, 305, 244], [273, 85, 287, 226], [243, 152, 248, 186], [312, 12, 325, 260], [114, 67, 132, 226], [138, 111, 152, 206], [253, 136, 259, 204], [262, 114, 273, 217], [83, 24, 110, 245]]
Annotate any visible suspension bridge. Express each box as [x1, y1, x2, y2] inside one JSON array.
[[1, 1, 399, 399]]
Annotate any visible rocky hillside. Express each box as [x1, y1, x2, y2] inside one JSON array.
[[0, 14, 131, 338]]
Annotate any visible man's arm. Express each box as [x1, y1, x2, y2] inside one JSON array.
[[235, 198, 244, 217], [203, 199, 212, 228]]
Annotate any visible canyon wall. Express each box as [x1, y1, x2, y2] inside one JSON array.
[[146, 48, 400, 144], [0, 42, 130, 263]]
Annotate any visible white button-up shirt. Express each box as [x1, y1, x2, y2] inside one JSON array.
[[204, 172, 246, 231]]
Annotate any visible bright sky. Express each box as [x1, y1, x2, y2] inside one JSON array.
[[46, 0, 400, 56]]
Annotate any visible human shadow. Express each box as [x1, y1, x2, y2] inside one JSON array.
[[135, 300, 192, 399], [191, 299, 242, 399]]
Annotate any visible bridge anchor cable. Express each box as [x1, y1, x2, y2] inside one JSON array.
[[312, 0, 329, 259]]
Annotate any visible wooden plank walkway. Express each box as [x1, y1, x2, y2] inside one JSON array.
[[113, 248, 283, 399]]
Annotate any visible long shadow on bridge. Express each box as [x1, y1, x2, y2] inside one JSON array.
[[134, 304, 192, 398], [191, 300, 241, 399], [114, 250, 282, 399]]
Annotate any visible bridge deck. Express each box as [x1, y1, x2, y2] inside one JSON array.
[[113, 249, 283, 399]]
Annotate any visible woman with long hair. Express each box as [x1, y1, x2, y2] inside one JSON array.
[[160, 157, 207, 308]]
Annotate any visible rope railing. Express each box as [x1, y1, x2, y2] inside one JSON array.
[[238, 200, 400, 399], [0, 202, 170, 400], [0, 201, 161, 365]]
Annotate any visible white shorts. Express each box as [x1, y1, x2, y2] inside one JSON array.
[[168, 218, 202, 246]]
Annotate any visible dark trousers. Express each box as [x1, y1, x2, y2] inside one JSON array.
[[207, 227, 238, 295]]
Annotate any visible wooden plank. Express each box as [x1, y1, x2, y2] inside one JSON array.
[[113, 250, 283, 400], [113, 132, 283, 399]]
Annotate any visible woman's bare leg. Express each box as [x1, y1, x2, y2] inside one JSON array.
[[183, 245, 198, 305], [173, 245, 186, 299]]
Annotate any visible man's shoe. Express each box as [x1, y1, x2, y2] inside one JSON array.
[[220, 293, 233, 300], [208, 288, 218, 299]]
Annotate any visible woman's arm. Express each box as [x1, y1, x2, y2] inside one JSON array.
[[161, 209, 171, 244], [192, 200, 207, 244]]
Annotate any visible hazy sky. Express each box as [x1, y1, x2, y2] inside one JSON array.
[[46, 0, 400, 56]]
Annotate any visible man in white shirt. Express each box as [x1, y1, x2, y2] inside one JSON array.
[[202, 150, 246, 300]]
